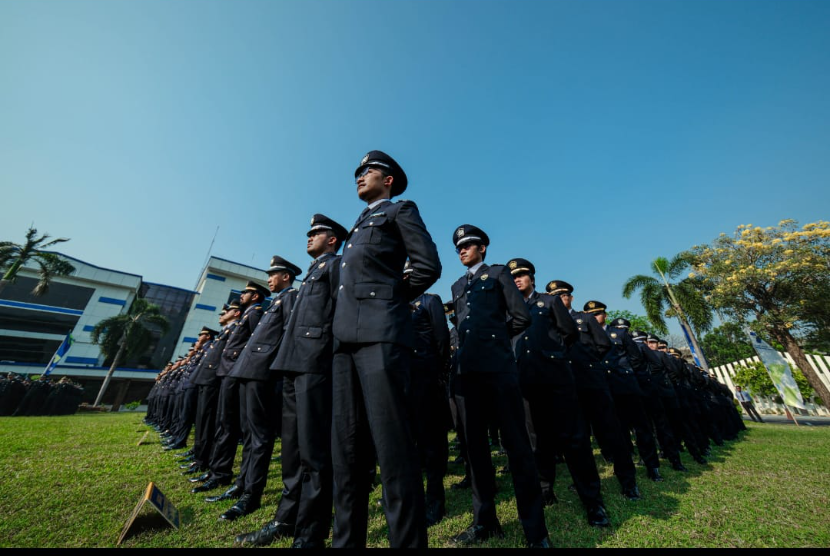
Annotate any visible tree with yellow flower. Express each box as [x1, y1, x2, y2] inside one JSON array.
[[686, 220, 830, 407]]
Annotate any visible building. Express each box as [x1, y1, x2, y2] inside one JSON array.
[[0, 252, 275, 409]]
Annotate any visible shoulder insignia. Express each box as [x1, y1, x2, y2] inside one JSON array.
[[537, 301, 544, 307], [481, 274, 489, 281]]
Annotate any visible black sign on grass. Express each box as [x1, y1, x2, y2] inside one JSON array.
[[117, 482, 180, 545]]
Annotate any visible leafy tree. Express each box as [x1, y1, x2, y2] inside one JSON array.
[[0, 226, 76, 297], [622, 254, 713, 366], [732, 361, 815, 403], [605, 310, 659, 335], [90, 297, 169, 408], [687, 220, 830, 407], [700, 322, 756, 367]]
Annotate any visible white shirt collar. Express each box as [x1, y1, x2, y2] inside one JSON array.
[[466, 261, 485, 277]]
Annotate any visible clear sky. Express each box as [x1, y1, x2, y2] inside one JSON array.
[[2, 0, 829, 340]]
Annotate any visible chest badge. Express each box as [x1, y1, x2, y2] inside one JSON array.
[[610, 332, 617, 338], [480, 274, 488, 281], [537, 301, 544, 307], [576, 318, 583, 324], [319, 262, 325, 268]]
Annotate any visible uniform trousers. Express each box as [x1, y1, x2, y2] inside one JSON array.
[[171, 387, 198, 446], [193, 384, 220, 469], [661, 394, 704, 460], [409, 363, 450, 507], [638, 389, 681, 463], [522, 384, 603, 510], [209, 376, 243, 482], [274, 371, 333, 544], [576, 387, 638, 491], [455, 371, 548, 544], [612, 392, 660, 469], [331, 342, 426, 549], [237, 375, 281, 499]]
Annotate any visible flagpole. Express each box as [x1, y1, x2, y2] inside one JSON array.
[[43, 329, 72, 376]]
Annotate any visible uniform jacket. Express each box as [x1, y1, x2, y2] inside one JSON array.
[[217, 304, 264, 377], [451, 263, 530, 374], [410, 292, 451, 376], [631, 341, 660, 396], [192, 322, 237, 387], [568, 310, 612, 390], [645, 349, 678, 398], [333, 199, 441, 347], [230, 288, 298, 381], [271, 252, 340, 375], [512, 290, 578, 386], [603, 326, 645, 397]]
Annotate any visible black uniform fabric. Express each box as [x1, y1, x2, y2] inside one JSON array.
[[569, 311, 638, 491], [409, 292, 452, 509], [271, 251, 341, 545], [513, 291, 604, 510], [209, 304, 264, 482], [192, 323, 236, 469], [450, 264, 548, 544], [230, 287, 298, 500], [632, 340, 682, 465], [331, 198, 441, 549]]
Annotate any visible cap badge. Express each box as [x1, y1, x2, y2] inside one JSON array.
[[361, 154, 369, 165], [481, 274, 488, 281], [588, 301, 596, 309], [456, 227, 465, 238], [537, 301, 544, 307], [310, 217, 315, 225], [508, 261, 517, 269]]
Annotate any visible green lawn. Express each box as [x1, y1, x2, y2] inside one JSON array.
[[0, 412, 828, 548]]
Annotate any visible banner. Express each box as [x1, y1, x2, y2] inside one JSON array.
[[747, 330, 806, 409], [679, 320, 706, 369], [43, 333, 73, 376]]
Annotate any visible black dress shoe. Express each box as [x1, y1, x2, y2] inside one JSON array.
[[189, 472, 212, 483], [192, 478, 227, 493], [647, 468, 663, 482], [178, 455, 195, 464], [586, 504, 611, 528], [234, 520, 294, 546], [164, 443, 186, 451], [528, 536, 553, 548], [206, 484, 242, 503], [671, 460, 688, 472], [182, 464, 207, 475], [220, 493, 261, 521], [291, 539, 323, 548], [425, 500, 446, 527], [542, 489, 558, 507], [623, 486, 641, 501], [451, 476, 471, 490], [176, 449, 194, 458], [452, 455, 465, 465], [693, 455, 708, 465], [450, 523, 504, 546]]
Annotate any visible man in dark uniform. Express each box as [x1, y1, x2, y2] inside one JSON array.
[[331, 150, 441, 549], [553, 283, 641, 501], [235, 215, 347, 548], [659, 341, 710, 460], [629, 330, 687, 472], [596, 313, 662, 482], [198, 282, 267, 496], [220, 260, 300, 521], [405, 260, 452, 528], [511, 266, 611, 529], [445, 301, 472, 490], [165, 327, 216, 451], [449, 228, 550, 548], [190, 304, 242, 487]]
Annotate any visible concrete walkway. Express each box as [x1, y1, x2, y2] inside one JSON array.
[[746, 414, 830, 427]]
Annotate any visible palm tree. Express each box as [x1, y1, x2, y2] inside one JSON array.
[[90, 297, 169, 408], [0, 226, 76, 297], [622, 254, 713, 368]]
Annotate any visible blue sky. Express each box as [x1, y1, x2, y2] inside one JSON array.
[[2, 0, 829, 339]]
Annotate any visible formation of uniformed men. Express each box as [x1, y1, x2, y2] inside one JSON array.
[[142, 150, 748, 548], [0, 373, 84, 416]]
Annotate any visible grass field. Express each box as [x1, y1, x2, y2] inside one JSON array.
[[1, 412, 828, 548]]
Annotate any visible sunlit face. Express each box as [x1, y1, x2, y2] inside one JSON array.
[[513, 273, 533, 295], [239, 290, 254, 307], [267, 271, 291, 292], [647, 340, 658, 351], [307, 230, 336, 257], [559, 292, 573, 309], [356, 166, 392, 203], [457, 243, 484, 267]]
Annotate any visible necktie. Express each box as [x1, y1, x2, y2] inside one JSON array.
[[466, 271, 474, 284]]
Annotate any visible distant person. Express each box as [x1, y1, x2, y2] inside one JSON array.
[[735, 386, 764, 423]]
